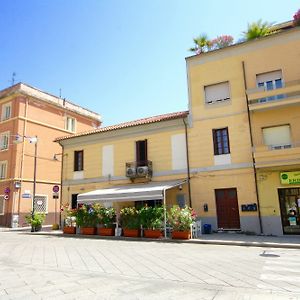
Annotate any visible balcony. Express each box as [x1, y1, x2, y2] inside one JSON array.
[[247, 80, 300, 111], [125, 160, 153, 180], [253, 142, 300, 168]]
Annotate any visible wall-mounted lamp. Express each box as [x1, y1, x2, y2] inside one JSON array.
[[178, 185, 183, 191], [53, 153, 63, 161]]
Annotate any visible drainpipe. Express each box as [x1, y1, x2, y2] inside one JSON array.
[[163, 189, 167, 238], [183, 118, 192, 208], [242, 61, 263, 234]]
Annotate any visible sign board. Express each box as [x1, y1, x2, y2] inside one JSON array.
[[4, 195, 9, 200], [280, 172, 300, 185], [36, 200, 43, 206], [22, 193, 32, 199], [53, 185, 60, 193], [53, 192, 59, 199]]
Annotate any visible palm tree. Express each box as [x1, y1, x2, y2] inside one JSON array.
[[242, 20, 274, 41], [189, 34, 210, 54]]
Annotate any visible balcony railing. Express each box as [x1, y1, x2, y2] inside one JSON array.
[[125, 160, 153, 179], [246, 79, 300, 107]]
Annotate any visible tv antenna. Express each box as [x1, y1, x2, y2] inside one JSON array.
[[11, 72, 16, 86]]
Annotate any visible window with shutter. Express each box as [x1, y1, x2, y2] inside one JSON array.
[[0, 132, 9, 150], [1, 102, 11, 121], [0, 161, 7, 179], [74, 150, 84, 171], [212, 128, 230, 155], [262, 125, 291, 150], [204, 82, 230, 104]]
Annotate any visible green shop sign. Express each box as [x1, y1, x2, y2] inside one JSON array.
[[280, 172, 300, 185]]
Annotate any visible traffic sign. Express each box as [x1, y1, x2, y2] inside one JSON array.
[[4, 187, 10, 194], [4, 195, 9, 200], [53, 185, 60, 193]]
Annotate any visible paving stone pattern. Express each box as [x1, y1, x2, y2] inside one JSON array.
[[0, 232, 300, 299]]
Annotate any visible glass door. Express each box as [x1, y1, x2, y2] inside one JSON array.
[[278, 188, 300, 234]]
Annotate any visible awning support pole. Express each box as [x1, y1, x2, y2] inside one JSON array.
[[163, 189, 167, 238]]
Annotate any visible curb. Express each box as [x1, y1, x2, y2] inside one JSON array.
[[19, 231, 300, 249]]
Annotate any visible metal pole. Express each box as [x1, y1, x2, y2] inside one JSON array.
[[163, 190, 167, 238], [31, 136, 37, 232]]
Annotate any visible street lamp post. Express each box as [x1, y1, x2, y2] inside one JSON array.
[[31, 136, 38, 232]]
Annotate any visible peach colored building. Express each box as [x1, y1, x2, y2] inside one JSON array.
[[0, 83, 101, 227]]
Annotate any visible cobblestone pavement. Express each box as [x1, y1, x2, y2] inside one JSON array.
[[0, 232, 300, 299]]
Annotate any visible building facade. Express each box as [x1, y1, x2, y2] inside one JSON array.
[[57, 25, 300, 236], [0, 83, 101, 227]]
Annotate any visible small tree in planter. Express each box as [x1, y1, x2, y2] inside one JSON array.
[[97, 206, 116, 236], [210, 35, 234, 50], [120, 207, 140, 237], [25, 212, 46, 232], [168, 205, 197, 239], [76, 204, 98, 235], [140, 206, 164, 238]]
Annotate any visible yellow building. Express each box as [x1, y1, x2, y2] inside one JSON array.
[[57, 23, 300, 236], [186, 23, 300, 235], [55, 112, 191, 219]]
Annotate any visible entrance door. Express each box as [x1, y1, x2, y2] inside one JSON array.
[[215, 188, 240, 230], [278, 188, 300, 235]]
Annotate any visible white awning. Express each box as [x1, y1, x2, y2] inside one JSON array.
[[77, 179, 186, 204]]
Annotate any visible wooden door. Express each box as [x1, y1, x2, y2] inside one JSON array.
[[215, 188, 240, 229]]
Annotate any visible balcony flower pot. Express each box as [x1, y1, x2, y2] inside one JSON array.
[[123, 228, 139, 237], [81, 227, 96, 235], [171, 230, 191, 240], [97, 227, 114, 236], [63, 226, 76, 234], [144, 229, 162, 238]]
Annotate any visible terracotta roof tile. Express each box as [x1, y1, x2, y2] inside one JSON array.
[[55, 110, 189, 142]]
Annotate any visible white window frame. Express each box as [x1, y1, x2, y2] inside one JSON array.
[[256, 70, 283, 90], [32, 194, 48, 214], [65, 116, 76, 132], [0, 195, 5, 215], [204, 81, 231, 105], [262, 125, 291, 150], [1, 102, 12, 121], [0, 131, 10, 151], [0, 161, 7, 179]]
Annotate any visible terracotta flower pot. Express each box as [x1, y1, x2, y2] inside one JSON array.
[[172, 230, 191, 240], [81, 227, 96, 235], [144, 229, 162, 238], [97, 227, 114, 236], [123, 228, 139, 237], [63, 226, 76, 234]]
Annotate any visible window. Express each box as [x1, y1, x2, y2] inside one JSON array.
[[0, 195, 4, 215], [256, 70, 284, 102], [33, 195, 48, 213], [213, 128, 230, 155], [204, 82, 230, 104], [1, 102, 11, 121], [0, 132, 9, 151], [66, 116, 76, 132], [74, 150, 84, 171], [0, 161, 7, 179], [263, 125, 291, 150], [136, 140, 147, 166]]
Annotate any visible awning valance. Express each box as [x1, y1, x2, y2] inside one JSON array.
[[77, 179, 186, 204]]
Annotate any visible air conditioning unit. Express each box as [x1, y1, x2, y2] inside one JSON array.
[[126, 167, 136, 178], [137, 166, 149, 177]]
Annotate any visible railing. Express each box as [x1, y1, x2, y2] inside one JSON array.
[[125, 160, 153, 179], [253, 141, 300, 152]]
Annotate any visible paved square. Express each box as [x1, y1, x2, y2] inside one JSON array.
[[0, 232, 300, 299]]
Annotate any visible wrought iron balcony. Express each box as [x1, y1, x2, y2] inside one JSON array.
[[125, 160, 153, 179]]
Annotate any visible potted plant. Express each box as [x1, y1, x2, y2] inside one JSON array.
[[25, 212, 46, 232], [168, 205, 196, 239], [120, 207, 140, 237], [61, 205, 77, 234], [97, 206, 116, 236], [140, 206, 164, 238], [293, 9, 300, 27], [76, 204, 98, 235]]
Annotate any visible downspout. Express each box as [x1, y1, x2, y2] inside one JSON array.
[[183, 118, 192, 207], [163, 189, 167, 238], [242, 61, 263, 234], [59, 142, 64, 229]]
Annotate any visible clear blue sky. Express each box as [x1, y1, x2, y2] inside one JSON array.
[[0, 0, 299, 126]]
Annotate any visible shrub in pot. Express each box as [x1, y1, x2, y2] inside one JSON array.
[[61, 205, 77, 234], [97, 206, 116, 236], [120, 207, 140, 237], [140, 206, 164, 238], [25, 212, 46, 232], [76, 204, 98, 235]]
